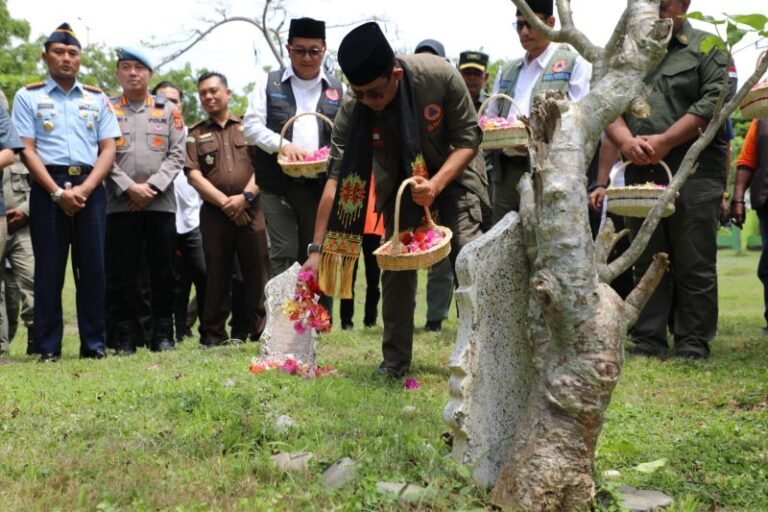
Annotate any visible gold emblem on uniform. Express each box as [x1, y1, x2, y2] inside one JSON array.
[[680, 35, 688, 43], [43, 120, 54, 132], [205, 154, 214, 165], [86, 121, 94, 129]]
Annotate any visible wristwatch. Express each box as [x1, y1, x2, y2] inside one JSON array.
[[243, 190, 257, 204], [51, 188, 64, 203], [307, 243, 322, 256]]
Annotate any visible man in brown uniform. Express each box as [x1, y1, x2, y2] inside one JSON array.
[[305, 22, 488, 377], [185, 72, 269, 347]]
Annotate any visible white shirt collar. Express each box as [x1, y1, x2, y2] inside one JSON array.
[[282, 63, 330, 86], [522, 43, 556, 70]]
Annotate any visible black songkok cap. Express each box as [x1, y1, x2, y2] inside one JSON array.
[[516, 0, 554, 17], [338, 22, 395, 86], [45, 22, 81, 49], [288, 18, 326, 40], [459, 51, 489, 72]]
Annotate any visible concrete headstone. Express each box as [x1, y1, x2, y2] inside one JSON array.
[[262, 263, 316, 365], [443, 212, 534, 487]]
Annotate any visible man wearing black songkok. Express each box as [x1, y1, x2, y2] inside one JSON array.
[[244, 17, 343, 287], [304, 22, 489, 378]]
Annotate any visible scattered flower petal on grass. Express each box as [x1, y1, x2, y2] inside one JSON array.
[[249, 356, 336, 379], [404, 377, 421, 390]]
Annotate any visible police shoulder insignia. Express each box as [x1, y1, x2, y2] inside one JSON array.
[[172, 110, 184, 130], [186, 136, 196, 144], [25, 82, 45, 90], [83, 84, 103, 94]]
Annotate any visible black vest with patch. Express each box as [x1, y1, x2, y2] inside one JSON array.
[[252, 70, 343, 193]]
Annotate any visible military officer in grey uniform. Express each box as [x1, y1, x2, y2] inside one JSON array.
[[0, 156, 35, 354], [0, 91, 25, 358], [305, 22, 488, 377], [106, 47, 185, 354], [602, 0, 735, 359]]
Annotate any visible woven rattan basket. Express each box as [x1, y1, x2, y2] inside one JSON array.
[[740, 81, 768, 119], [477, 93, 527, 151], [373, 177, 452, 271], [740, 52, 768, 119], [277, 112, 334, 178], [606, 160, 676, 218]]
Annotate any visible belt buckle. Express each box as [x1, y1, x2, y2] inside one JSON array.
[[67, 166, 82, 176]]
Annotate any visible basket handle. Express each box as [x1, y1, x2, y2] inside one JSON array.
[[278, 111, 335, 157], [477, 93, 524, 120], [609, 159, 673, 188], [389, 177, 435, 255]]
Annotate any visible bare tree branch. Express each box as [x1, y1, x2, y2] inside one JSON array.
[[624, 252, 669, 327], [509, 0, 602, 63]]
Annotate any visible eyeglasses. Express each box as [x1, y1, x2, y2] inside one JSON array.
[[351, 76, 392, 101], [514, 20, 533, 31], [288, 46, 325, 58], [514, 16, 548, 32]]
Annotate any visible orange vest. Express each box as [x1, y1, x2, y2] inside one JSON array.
[[364, 174, 384, 236]]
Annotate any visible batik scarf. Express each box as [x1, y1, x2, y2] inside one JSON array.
[[319, 60, 428, 298]]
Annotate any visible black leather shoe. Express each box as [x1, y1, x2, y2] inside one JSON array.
[[424, 320, 442, 332], [627, 344, 665, 358], [674, 348, 708, 360], [341, 321, 354, 330], [151, 340, 175, 352], [38, 353, 61, 363], [81, 349, 107, 360], [374, 361, 410, 378]]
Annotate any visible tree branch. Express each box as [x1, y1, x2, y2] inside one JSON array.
[[606, 53, 768, 281], [624, 252, 669, 328], [154, 17, 267, 71], [509, 0, 602, 63]]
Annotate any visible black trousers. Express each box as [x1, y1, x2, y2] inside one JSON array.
[[340, 234, 382, 325], [105, 212, 176, 329], [174, 227, 206, 338]]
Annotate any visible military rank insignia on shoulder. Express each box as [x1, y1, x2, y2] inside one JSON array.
[[25, 82, 45, 90], [83, 84, 103, 94]]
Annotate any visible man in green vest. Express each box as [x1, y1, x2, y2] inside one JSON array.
[[487, 0, 590, 223]]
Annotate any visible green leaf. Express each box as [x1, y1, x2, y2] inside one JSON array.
[[685, 12, 726, 25], [731, 14, 768, 31], [635, 458, 668, 474], [700, 35, 726, 54], [726, 22, 748, 47]]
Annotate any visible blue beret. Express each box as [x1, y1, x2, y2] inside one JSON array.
[[45, 23, 81, 49], [116, 46, 153, 72]]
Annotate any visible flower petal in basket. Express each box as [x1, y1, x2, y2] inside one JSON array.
[[605, 160, 677, 218], [277, 111, 334, 177], [372, 177, 453, 271]]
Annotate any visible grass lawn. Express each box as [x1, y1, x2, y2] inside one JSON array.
[[1, 250, 766, 511]]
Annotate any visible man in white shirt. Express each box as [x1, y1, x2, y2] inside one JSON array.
[[243, 17, 344, 281], [488, 0, 591, 223]]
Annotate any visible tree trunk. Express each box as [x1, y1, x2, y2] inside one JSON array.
[[491, 2, 673, 509]]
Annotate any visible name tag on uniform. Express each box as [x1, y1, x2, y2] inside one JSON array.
[[542, 72, 571, 82]]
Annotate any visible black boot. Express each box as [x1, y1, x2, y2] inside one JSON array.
[[115, 321, 137, 356], [151, 318, 175, 352], [25, 324, 39, 355]]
